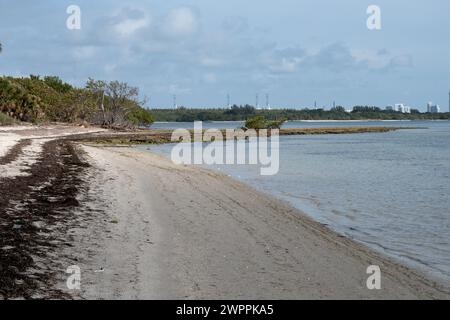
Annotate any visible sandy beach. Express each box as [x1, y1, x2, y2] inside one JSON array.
[[73, 145, 448, 299], [1, 125, 449, 299]]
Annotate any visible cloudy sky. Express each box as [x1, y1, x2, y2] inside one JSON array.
[[0, 0, 449, 110]]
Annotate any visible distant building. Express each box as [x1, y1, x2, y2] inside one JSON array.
[[427, 102, 441, 113], [265, 94, 271, 110], [396, 104, 411, 113], [431, 105, 440, 113], [388, 103, 411, 113]]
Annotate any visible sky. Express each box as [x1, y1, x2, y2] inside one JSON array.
[[0, 0, 449, 110]]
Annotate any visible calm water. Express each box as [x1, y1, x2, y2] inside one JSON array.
[[150, 120, 424, 130], [144, 121, 450, 285]]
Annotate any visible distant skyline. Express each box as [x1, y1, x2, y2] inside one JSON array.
[[1, 0, 450, 111]]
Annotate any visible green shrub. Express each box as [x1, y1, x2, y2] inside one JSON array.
[[126, 107, 155, 127], [0, 112, 18, 125], [0, 77, 44, 122], [245, 116, 286, 130], [43, 76, 73, 94]]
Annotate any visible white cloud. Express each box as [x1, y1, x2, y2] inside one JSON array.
[[162, 7, 199, 38], [274, 58, 302, 73], [352, 49, 414, 71], [352, 49, 390, 69], [85, 7, 152, 45], [114, 16, 151, 37], [262, 47, 306, 74]]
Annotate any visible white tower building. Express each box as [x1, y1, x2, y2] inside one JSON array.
[[266, 94, 271, 110], [173, 94, 178, 109]]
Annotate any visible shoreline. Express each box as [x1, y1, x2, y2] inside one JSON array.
[[72, 126, 410, 146], [1, 125, 449, 299]]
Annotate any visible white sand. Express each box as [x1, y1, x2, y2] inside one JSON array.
[[0, 124, 107, 178], [71, 145, 449, 299], [0, 135, 20, 158], [0, 139, 50, 178], [0, 124, 105, 136]]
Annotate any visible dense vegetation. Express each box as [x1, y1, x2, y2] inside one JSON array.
[[151, 105, 450, 122], [0, 111, 17, 125], [0, 75, 154, 127], [244, 116, 286, 130]]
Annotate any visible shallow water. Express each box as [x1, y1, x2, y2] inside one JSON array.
[[144, 120, 450, 285], [150, 119, 429, 130]]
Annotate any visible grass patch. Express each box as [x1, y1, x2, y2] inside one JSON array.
[[0, 112, 18, 126]]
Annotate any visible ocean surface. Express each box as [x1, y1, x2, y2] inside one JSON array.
[[143, 120, 450, 285]]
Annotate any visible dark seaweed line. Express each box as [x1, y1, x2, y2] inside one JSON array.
[[0, 139, 32, 165], [0, 139, 90, 299]]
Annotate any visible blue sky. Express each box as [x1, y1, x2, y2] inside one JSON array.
[[0, 0, 449, 110]]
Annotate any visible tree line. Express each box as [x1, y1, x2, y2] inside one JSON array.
[[151, 105, 450, 122], [0, 75, 154, 127]]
